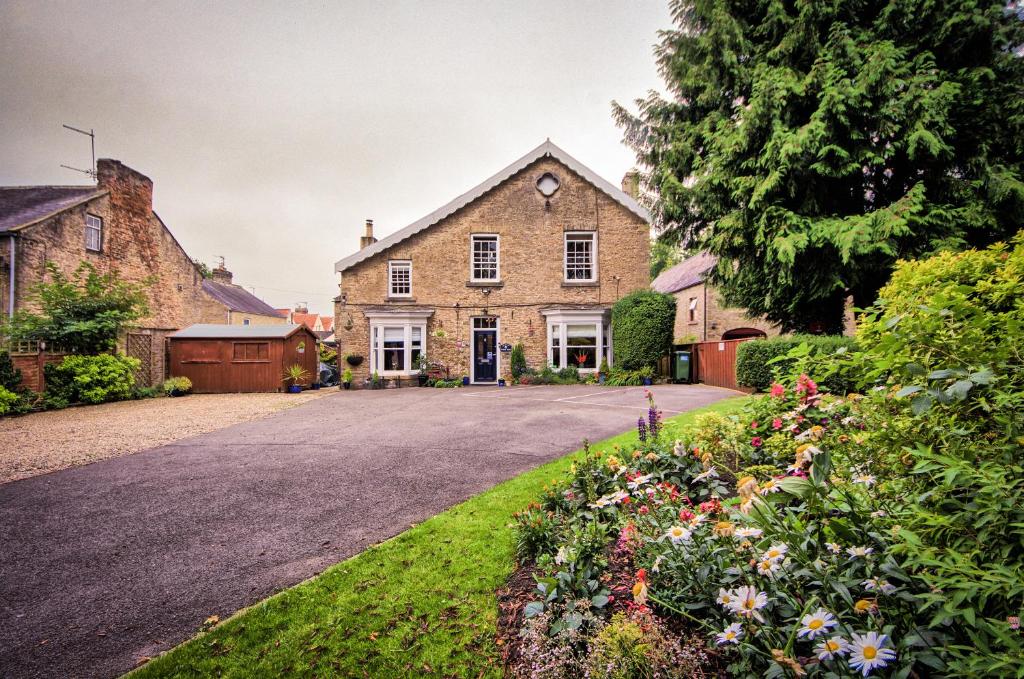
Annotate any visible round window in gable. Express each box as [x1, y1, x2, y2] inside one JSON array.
[[536, 172, 560, 197]]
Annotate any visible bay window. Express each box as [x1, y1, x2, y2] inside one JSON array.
[[365, 310, 433, 375], [542, 309, 611, 372]]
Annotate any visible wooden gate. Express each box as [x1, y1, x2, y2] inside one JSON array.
[[693, 338, 755, 391], [126, 332, 153, 387]]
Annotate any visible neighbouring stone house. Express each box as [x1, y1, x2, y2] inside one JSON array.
[[199, 262, 287, 327], [651, 252, 781, 343], [0, 159, 280, 386], [333, 140, 651, 385]]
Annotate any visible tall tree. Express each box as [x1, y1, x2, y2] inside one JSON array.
[[615, 0, 1024, 332]]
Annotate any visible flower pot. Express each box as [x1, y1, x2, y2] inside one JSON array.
[[342, 382, 351, 390], [462, 376, 470, 386], [498, 379, 506, 387], [417, 374, 428, 387], [345, 355, 364, 367], [642, 377, 653, 386], [170, 389, 188, 397], [311, 383, 321, 390], [598, 374, 606, 385], [287, 385, 302, 393]]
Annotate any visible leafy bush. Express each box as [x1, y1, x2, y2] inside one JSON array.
[[132, 386, 161, 400], [586, 611, 709, 679], [735, 334, 857, 393], [3, 262, 149, 354], [603, 366, 654, 386], [0, 351, 22, 391], [432, 378, 460, 388], [612, 290, 676, 370], [510, 343, 528, 378], [162, 376, 192, 396], [45, 354, 139, 405], [0, 385, 19, 416], [557, 365, 579, 383]]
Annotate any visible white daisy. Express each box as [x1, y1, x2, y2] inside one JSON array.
[[762, 544, 789, 562], [665, 525, 692, 544], [870, 510, 887, 518], [797, 608, 838, 639], [826, 542, 842, 554], [627, 473, 654, 490], [734, 526, 763, 539], [847, 546, 874, 558], [848, 631, 896, 676], [759, 479, 781, 495], [716, 588, 736, 609], [815, 635, 850, 661], [852, 474, 876, 487], [651, 555, 664, 573], [715, 622, 743, 645], [694, 467, 720, 482], [863, 578, 897, 595], [756, 559, 781, 577], [729, 585, 769, 620]]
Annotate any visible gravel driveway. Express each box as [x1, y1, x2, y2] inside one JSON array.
[[0, 384, 735, 678], [0, 391, 327, 484]]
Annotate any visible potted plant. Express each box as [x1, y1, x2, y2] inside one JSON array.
[[371, 370, 383, 389], [598, 357, 610, 385], [341, 367, 353, 390], [345, 354, 364, 368], [498, 378, 506, 387], [162, 376, 192, 397], [640, 365, 654, 386], [282, 364, 309, 393], [416, 356, 429, 387], [461, 374, 470, 386]]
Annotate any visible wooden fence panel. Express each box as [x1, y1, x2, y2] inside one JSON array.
[[693, 338, 754, 391]]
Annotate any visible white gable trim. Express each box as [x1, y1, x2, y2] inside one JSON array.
[[334, 140, 650, 273]]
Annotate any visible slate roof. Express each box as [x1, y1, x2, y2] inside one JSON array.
[[170, 324, 308, 339], [0, 186, 106, 233], [651, 252, 717, 294], [334, 140, 650, 273], [201, 279, 282, 317]]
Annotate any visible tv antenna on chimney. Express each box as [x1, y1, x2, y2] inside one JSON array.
[[60, 124, 97, 179], [215, 255, 226, 269]]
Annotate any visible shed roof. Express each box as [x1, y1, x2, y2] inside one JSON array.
[[0, 186, 107, 233], [201, 279, 282, 316], [169, 324, 310, 339], [334, 140, 650, 273], [651, 252, 717, 294]]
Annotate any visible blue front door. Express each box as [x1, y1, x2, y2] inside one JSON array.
[[473, 329, 497, 382]]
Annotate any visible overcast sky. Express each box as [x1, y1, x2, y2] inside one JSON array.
[[0, 1, 669, 316]]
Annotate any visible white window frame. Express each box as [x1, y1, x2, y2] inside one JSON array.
[[365, 310, 433, 376], [85, 214, 103, 252], [563, 231, 597, 283], [541, 308, 611, 373], [470, 234, 500, 282], [387, 260, 411, 296]]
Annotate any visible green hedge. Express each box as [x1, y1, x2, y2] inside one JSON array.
[[735, 334, 857, 393], [611, 290, 676, 370], [44, 353, 140, 405]]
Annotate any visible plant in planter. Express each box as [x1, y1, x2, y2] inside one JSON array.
[[341, 367, 353, 389], [461, 374, 470, 386], [371, 370, 383, 389], [598, 357, 610, 384], [345, 354, 364, 368], [416, 355, 429, 387], [162, 376, 192, 397], [282, 364, 309, 393]]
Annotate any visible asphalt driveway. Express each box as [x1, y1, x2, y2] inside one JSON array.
[[0, 384, 734, 678]]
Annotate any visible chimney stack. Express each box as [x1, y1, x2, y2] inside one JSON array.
[[360, 218, 377, 249], [294, 303, 308, 314], [621, 170, 640, 200], [210, 261, 233, 284]]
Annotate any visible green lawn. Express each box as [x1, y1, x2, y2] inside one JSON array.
[[131, 396, 747, 678]]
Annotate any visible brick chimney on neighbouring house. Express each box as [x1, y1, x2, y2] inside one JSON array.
[[210, 262, 233, 284], [294, 303, 308, 314], [96, 159, 154, 215], [621, 170, 640, 200], [360, 218, 377, 249]]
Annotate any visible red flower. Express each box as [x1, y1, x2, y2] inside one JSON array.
[[751, 436, 763, 447], [751, 421, 759, 429], [770, 383, 785, 398], [772, 418, 783, 430]]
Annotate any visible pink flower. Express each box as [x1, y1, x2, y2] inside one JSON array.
[[795, 374, 818, 397], [751, 436, 763, 447], [770, 383, 785, 398], [751, 421, 759, 429], [772, 418, 783, 430]]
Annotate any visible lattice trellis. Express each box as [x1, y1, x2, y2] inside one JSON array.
[[126, 333, 153, 387]]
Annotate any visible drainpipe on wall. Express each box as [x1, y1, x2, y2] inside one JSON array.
[[7, 235, 15, 318]]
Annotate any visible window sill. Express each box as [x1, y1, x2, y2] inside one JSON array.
[[561, 281, 599, 288], [386, 297, 417, 303], [466, 281, 503, 288]]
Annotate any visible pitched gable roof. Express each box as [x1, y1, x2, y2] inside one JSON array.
[[651, 252, 717, 294], [334, 140, 650, 273], [0, 186, 107, 233], [201, 279, 282, 317]]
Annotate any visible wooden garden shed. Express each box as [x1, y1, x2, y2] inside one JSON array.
[[168, 324, 319, 393]]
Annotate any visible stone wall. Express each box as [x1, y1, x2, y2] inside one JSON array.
[[227, 310, 288, 326], [334, 157, 650, 383], [671, 283, 781, 342]]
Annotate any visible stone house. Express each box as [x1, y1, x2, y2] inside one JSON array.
[[0, 159, 279, 386], [333, 140, 651, 385], [651, 252, 780, 343], [199, 262, 287, 327]]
